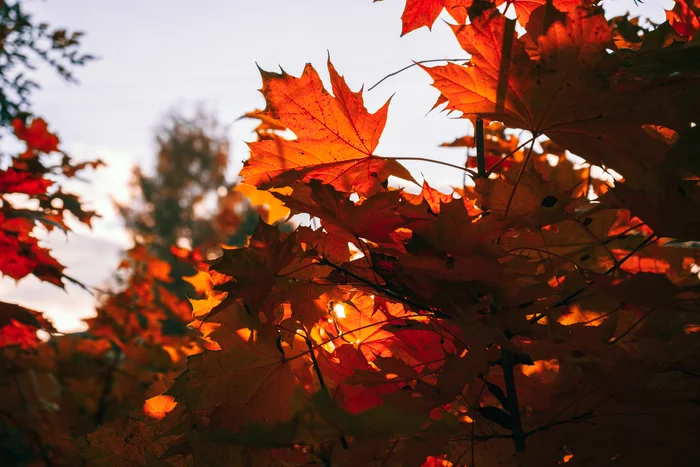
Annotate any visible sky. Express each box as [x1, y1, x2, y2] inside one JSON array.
[[0, 0, 673, 331]]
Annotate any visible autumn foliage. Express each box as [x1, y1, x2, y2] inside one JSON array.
[[4, 1, 700, 466]]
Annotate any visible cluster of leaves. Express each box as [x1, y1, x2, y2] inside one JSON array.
[[0, 118, 197, 465], [0, 4, 259, 465], [3, 0, 700, 466], [118, 108, 265, 309], [76, 1, 700, 466], [0, 112, 277, 465], [0, 0, 95, 129], [0, 243, 211, 465], [0, 117, 101, 294]]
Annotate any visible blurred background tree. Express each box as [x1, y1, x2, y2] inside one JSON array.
[[117, 107, 259, 296]]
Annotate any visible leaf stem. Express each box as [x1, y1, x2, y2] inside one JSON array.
[[382, 156, 477, 178], [608, 308, 655, 344], [304, 333, 348, 449], [504, 138, 536, 217], [485, 137, 535, 176], [529, 234, 659, 324], [368, 58, 469, 92], [523, 409, 594, 437]]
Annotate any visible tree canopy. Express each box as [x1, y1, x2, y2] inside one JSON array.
[[3, 1, 700, 466]]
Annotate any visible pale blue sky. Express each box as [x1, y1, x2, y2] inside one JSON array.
[[0, 0, 672, 331]]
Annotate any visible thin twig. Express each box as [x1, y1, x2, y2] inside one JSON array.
[[317, 257, 449, 318], [283, 315, 422, 363], [504, 139, 536, 217], [608, 308, 656, 344], [605, 234, 658, 277], [566, 218, 617, 266], [529, 234, 658, 324], [602, 223, 646, 245], [368, 58, 469, 92], [304, 332, 348, 449], [524, 409, 595, 437], [484, 137, 535, 176], [506, 247, 582, 270], [382, 156, 477, 177]]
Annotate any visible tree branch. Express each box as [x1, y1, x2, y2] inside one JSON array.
[[504, 139, 536, 217], [317, 257, 449, 319], [304, 333, 348, 450], [608, 308, 655, 344], [501, 349, 526, 452], [529, 234, 659, 324], [524, 409, 595, 437], [475, 117, 486, 177]]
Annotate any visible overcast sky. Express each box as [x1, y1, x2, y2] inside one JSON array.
[[0, 0, 673, 331]]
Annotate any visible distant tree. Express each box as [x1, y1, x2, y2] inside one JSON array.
[[118, 107, 259, 292], [0, 0, 94, 130]]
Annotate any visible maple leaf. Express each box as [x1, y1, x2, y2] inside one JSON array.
[[0, 301, 56, 333], [423, 6, 700, 184], [207, 220, 299, 315], [0, 167, 53, 196], [273, 180, 406, 245], [241, 58, 413, 197], [603, 178, 700, 241], [401, 195, 504, 256], [474, 162, 575, 227], [403, 181, 453, 215], [502, 208, 624, 273], [38, 190, 100, 227], [397, 0, 472, 35], [166, 307, 299, 431], [0, 319, 41, 349], [312, 390, 429, 438], [297, 225, 352, 264], [667, 0, 700, 38], [12, 118, 60, 153], [78, 417, 171, 466], [496, 0, 582, 26], [0, 215, 64, 285], [240, 108, 287, 141], [234, 182, 291, 224], [322, 290, 395, 350]]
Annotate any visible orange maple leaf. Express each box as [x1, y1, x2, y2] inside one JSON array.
[[166, 309, 298, 431], [242, 58, 413, 197], [667, 0, 700, 38], [496, 0, 582, 26], [423, 6, 700, 183], [403, 181, 453, 215], [398, 0, 471, 35]]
